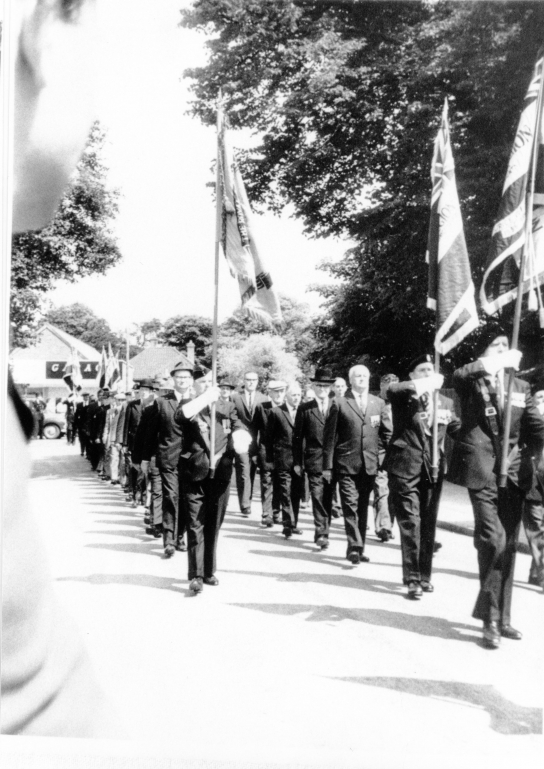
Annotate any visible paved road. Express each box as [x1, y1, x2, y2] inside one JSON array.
[[18, 439, 544, 767]]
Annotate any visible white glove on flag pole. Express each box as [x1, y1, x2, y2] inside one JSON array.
[[426, 99, 478, 354], [217, 108, 282, 326]]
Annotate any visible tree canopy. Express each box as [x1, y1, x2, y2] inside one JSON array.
[[44, 303, 138, 355], [181, 0, 544, 372], [159, 314, 214, 365], [218, 332, 302, 385], [10, 123, 121, 348]]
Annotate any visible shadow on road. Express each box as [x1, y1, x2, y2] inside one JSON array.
[[56, 572, 195, 596], [329, 676, 542, 735], [229, 602, 479, 643], [222, 566, 399, 594]]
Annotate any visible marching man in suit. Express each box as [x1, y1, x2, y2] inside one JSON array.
[[384, 354, 460, 598], [266, 381, 305, 538], [521, 383, 544, 590], [323, 365, 392, 563], [231, 371, 266, 517], [254, 380, 286, 526], [294, 368, 336, 549], [143, 362, 194, 557], [449, 329, 544, 648], [176, 373, 251, 594]]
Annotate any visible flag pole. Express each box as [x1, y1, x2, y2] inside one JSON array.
[[499, 60, 544, 488], [209, 93, 223, 479], [431, 349, 440, 483]]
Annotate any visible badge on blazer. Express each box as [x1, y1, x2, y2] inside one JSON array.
[[485, 406, 497, 416], [222, 418, 232, 434], [419, 412, 429, 421], [370, 415, 380, 428], [511, 392, 526, 409], [437, 409, 451, 424]]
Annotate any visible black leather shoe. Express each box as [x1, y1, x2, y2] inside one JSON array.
[[377, 529, 391, 542], [241, 508, 251, 517], [292, 528, 303, 535], [189, 577, 203, 594], [433, 541, 442, 553], [348, 552, 360, 565], [360, 554, 370, 563], [500, 624, 522, 640], [265, 519, 274, 528], [283, 527, 292, 539], [407, 581, 422, 599], [175, 540, 187, 552], [421, 581, 434, 592], [483, 620, 501, 648], [203, 576, 219, 586], [528, 574, 544, 587], [316, 536, 327, 548], [164, 544, 175, 558]]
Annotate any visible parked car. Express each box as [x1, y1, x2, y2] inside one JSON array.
[[42, 411, 66, 440]]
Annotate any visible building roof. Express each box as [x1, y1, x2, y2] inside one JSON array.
[[10, 323, 101, 361], [129, 347, 192, 381]]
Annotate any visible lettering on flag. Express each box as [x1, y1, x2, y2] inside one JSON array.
[[216, 107, 282, 326]]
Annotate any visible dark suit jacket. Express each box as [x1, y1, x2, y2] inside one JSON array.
[[132, 402, 155, 465], [253, 400, 275, 470], [323, 391, 392, 476], [123, 399, 142, 451], [231, 391, 267, 453], [142, 393, 188, 469], [293, 399, 330, 474], [383, 381, 460, 480], [266, 403, 299, 472], [175, 400, 245, 482], [448, 360, 544, 490], [73, 402, 87, 434]]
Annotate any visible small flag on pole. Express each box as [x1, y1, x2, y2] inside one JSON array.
[[62, 348, 82, 392], [97, 346, 107, 389], [480, 46, 544, 316], [427, 99, 479, 354], [217, 107, 282, 326], [108, 345, 121, 390]]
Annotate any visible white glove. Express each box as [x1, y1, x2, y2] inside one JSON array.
[[181, 386, 220, 419], [140, 460, 149, 474], [412, 373, 444, 396], [480, 348, 522, 375], [231, 429, 252, 455]]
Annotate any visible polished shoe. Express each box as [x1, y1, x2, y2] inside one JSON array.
[[420, 581, 434, 593], [377, 529, 391, 542], [528, 574, 544, 587], [360, 554, 370, 563], [433, 541, 442, 553], [482, 621, 501, 649], [265, 519, 274, 528], [164, 544, 175, 558], [189, 577, 203, 594], [331, 509, 342, 518], [407, 581, 422, 599], [241, 507, 251, 517], [273, 514, 281, 524], [130, 500, 138, 509], [500, 624, 522, 640], [283, 527, 292, 539], [203, 576, 219, 586], [144, 515, 151, 525], [292, 528, 303, 535], [347, 551, 360, 565], [175, 539, 187, 552], [316, 536, 327, 548]]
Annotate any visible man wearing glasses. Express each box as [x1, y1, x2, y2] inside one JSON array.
[[231, 372, 267, 517]]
